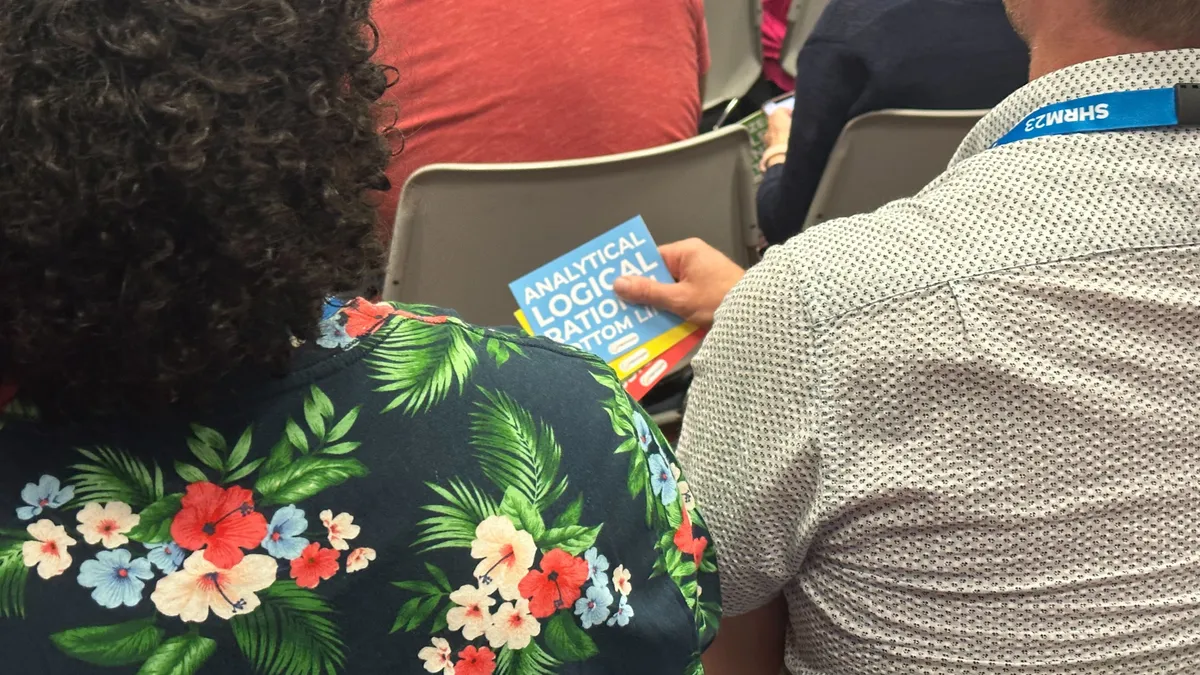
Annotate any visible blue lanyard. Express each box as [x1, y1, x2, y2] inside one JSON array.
[[992, 84, 1200, 148]]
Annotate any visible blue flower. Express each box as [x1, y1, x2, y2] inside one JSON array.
[[607, 595, 634, 627], [648, 454, 678, 505], [634, 413, 653, 451], [144, 540, 187, 574], [77, 549, 154, 609], [584, 547, 609, 587], [316, 319, 356, 350], [16, 475, 74, 521], [573, 584, 613, 629], [261, 505, 309, 559], [321, 297, 346, 321]]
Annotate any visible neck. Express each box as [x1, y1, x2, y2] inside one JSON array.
[[1027, 26, 1180, 80]]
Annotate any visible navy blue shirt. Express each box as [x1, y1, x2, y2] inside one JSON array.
[[756, 0, 1029, 245], [0, 300, 719, 674]]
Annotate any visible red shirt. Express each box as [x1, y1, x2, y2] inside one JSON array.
[[762, 0, 796, 92], [373, 0, 710, 238]]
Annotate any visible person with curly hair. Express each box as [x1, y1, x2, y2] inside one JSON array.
[[0, 1, 721, 673]]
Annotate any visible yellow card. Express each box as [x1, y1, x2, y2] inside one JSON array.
[[513, 310, 697, 380]]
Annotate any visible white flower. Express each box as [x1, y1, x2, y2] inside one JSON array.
[[319, 510, 361, 551], [21, 519, 77, 579], [470, 515, 536, 600], [486, 598, 541, 650], [417, 637, 455, 675], [446, 584, 495, 640], [612, 564, 633, 597], [672, 464, 695, 508], [150, 551, 277, 622], [346, 547, 376, 573], [76, 501, 140, 549]]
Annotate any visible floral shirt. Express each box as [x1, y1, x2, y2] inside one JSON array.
[[0, 300, 720, 675]]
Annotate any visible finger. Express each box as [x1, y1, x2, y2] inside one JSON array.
[[658, 239, 705, 279], [613, 275, 687, 314]]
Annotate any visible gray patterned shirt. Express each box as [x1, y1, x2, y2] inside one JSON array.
[[681, 49, 1200, 674]]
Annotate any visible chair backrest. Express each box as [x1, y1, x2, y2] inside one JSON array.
[[702, 0, 764, 109], [780, 0, 831, 78], [384, 126, 757, 327], [803, 109, 986, 228]]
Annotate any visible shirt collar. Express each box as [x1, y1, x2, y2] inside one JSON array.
[[951, 48, 1200, 164]]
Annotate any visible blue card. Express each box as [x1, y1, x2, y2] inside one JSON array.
[[509, 216, 685, 360]]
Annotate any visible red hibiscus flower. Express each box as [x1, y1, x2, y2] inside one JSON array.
[[0, 382, 17, 411], [340, 299, 396, 338], [290, 542, 340, 589], [455, 645, 496, 675], [517, 548, 590, 618], [340, 299, 448, 337], [674, 502, 709, 565], [171, 482, 268, 569]]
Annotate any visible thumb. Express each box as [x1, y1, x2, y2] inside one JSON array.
[[613, 275, 685, 313]]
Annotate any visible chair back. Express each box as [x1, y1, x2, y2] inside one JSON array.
[[804, 109, 987, 228], [780, 0, 831, 78], [703, 0, 764, 109], [385, 126, 758, 327]]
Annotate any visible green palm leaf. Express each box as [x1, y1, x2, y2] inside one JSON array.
[[231, 581, 345, 675], [69, 447, 162, 509], [137, 631, 215, 675], [368, 320, 479, 415], [470, 390, 568, 510], [414, 479, 498, 552], [0, 537, 29, 618], [0, 398, 39, 430], [496, 641, 561, 675], [592, 371, 636, 438]]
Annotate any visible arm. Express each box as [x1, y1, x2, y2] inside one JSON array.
[[703, 596, 788, 675], [676, 250, 823, 670], [757, 37, 869, 245]]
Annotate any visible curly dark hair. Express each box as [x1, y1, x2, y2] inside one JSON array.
[[0, 0, 394, 416]]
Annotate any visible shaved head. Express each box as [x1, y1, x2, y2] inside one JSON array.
[[1096, 0, 1200, 46]]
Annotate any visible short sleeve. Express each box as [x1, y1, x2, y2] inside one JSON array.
[[572, 360, 722, 669], [394, 335, 723, 674], [676, 250, 823, 616]]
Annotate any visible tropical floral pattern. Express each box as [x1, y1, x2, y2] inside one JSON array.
[[386, 352, 718, 674], [0, 298, 719, 674]]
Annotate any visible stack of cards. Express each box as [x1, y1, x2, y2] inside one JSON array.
[[509, 216, 705, 399]]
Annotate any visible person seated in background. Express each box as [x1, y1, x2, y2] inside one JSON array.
[[0, 1, 719, 673], [757, 0, 1029, 245], [371, 0, 710, 240], [616, 0, 1200, 672], [762, 0, 797, 94]]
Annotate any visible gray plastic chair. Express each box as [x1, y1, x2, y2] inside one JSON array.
[[803, 109, 987, 228], [703, 0, 764, 110], [384, 126, 758, 327], [780, 0, 831, 78]]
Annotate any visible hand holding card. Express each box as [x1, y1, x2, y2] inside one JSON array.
[[509, 216, 702, 397]]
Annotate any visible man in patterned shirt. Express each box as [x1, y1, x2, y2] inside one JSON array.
[[617, 0, 1200, 673]]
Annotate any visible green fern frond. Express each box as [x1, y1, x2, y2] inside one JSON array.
[[496, 642, 561, 675], [68, 447, 162, 508], [368, 320, 479, 415], [231, 581, 345, 675], [0, 539, 28, 618], [413, 480, 498, 552], [470, 390, 568, 510]]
